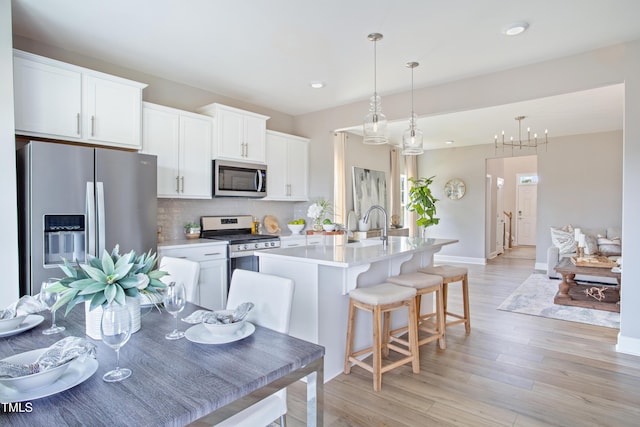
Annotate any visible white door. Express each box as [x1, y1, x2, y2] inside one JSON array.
[[516, 175, 538, 246], [496, 177, 505, 254]]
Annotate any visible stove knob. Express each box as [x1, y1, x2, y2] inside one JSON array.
[[243, 244, 248, 250], [254, 243, 259, 249], [270, 242, 275, 247]]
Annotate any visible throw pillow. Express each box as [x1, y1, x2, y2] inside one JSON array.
[[584, 233, 599, 255], [550, 225, 576, 254], [598, 236, 622, 256]]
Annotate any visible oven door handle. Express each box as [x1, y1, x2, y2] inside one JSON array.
[[230, 251, 258, 259]]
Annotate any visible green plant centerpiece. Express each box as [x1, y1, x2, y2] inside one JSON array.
[[50, 245, 167, 315], [407, 176, 440, 236]]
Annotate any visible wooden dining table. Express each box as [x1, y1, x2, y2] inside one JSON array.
[[0, 302, 325, 426]]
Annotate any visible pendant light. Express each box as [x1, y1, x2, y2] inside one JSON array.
[[402, 61, 423, 155], [363, 33, 388, 145]]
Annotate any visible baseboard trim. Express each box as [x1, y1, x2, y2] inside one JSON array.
[[434, 254, 487, 265], [617, 333, 640, 356], [534, 262, 547, 271]]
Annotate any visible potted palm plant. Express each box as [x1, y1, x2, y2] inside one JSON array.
[[407, 176, 440, 237]]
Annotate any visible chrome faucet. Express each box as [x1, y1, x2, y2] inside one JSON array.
[[363, 205, 388, 248]]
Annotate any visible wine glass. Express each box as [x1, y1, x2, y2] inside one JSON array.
[[101, 304, 132, 382], [163, 282, 186, 340], [40, 278, 66, 335]]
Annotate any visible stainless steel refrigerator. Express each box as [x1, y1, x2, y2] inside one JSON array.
[[18, 141, 157, 296]]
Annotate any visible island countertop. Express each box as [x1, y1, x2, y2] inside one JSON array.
[[256, 236, 458, 267]]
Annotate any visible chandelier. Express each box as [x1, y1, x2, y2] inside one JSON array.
[[363, 33, 388, 145], [402, 61, 423, 155], [495, 116, 548, 153]]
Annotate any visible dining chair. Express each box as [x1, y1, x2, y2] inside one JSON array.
[[158, 256, 200, 304], [215, 268, 295, 427]]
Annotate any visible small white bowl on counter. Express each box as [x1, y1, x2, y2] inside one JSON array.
[[287, 223, 305, 234], [322, 223, 336, 232]]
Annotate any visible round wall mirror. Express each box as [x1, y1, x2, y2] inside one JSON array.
[[444, 178, 466, 200]]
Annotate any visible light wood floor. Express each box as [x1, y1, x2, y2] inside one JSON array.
[[284, 249, 640, 426]]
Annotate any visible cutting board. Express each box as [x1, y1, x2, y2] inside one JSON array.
[[263, 215, 280, 234]]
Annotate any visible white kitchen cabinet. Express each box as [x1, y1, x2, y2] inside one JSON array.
[[264, 130, 309, 201], [158, 241, 227, 310], [198, 103, 269, 163], [143, 102, 212, 199], [279, 234, 323, 248], [13, 49, 147, 149]]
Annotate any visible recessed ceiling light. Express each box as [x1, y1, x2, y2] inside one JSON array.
[[502, 21, 529, 36], [309, 81, 325, 89], [445, 140, 454, 145]]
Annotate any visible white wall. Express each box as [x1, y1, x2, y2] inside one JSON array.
[[1, 0, 19, 303]]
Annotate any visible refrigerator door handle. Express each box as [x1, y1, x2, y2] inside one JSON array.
[[86, 182, 96, 257], [96, 182, 106, 255]]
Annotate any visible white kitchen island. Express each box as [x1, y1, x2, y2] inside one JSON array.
[[257, 236, 458, 381]]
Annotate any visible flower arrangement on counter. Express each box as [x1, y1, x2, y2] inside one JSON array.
[[49, 244, 167, 314], [307, 198, 333, 230]]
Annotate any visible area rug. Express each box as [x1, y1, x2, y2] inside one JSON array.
[[497, 273, 620, 329]]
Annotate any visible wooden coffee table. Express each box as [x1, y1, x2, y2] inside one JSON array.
[[554, 257, 621, 312]]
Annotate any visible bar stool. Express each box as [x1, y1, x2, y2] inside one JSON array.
[[344, 283, 420, 391], [386, 272, 446, 350], [418, 265, 470, 333]]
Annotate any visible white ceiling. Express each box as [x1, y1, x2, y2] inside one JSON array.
[[11, 0, 638, 148]]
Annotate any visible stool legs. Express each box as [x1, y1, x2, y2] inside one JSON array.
[[344, 296, 419, 392], [443, 274, 470, 333]]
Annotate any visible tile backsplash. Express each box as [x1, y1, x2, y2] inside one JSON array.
[[157, 198, 310, 242]]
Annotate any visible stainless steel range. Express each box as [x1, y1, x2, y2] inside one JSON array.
[[201, 215, 280, 286]]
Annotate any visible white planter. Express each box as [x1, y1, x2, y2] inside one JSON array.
[[84, 296, 141, 340]]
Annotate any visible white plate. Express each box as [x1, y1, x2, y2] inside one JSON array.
[[186, 322, 255, 345], [0, 314, 44, 338], [0, 353, 98, 403]]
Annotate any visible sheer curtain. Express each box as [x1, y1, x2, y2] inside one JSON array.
[[389, 147, 401, 227], [404, 155, 418, 237], [333, 132, 347, 225]]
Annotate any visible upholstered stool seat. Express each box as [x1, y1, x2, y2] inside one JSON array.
[[418, 265, 470, 333], [387, 272, 445, 349], [344, 283, 420, 391]]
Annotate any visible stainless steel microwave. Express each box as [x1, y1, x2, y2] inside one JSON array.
[[212, 159, 267, 198]]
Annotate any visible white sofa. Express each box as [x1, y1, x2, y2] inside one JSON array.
[[547, 226, 621, 284]]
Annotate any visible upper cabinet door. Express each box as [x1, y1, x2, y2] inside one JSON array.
[[243, 114, 266, 163], [179, 115, 212, 198], [287, 137, 309, 200], [86, 75, 143, 149], [13, 56, 82, 140], [143, 105, 181, 197], [217, 109, 245, 159]]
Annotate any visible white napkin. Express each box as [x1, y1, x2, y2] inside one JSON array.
[[0, 336, 97, 378], [0, 295, 48, 319]]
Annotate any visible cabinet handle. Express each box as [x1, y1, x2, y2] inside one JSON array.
[[204, 252, 222, 256], [287, 184, 291, 196], [91, 115, 95, 136], [76, 113, 81, 135], [175, 176, 180, 193], [180, 176, 185, 193], [288, 243, 300, 247]]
